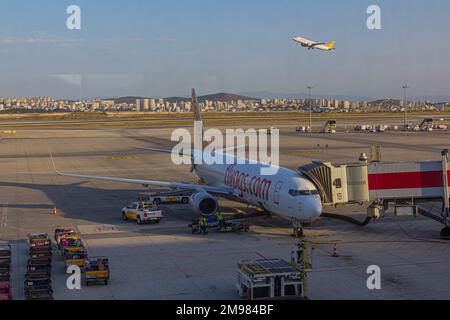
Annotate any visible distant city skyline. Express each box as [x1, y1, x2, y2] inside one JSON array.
[[2, 93, 445, 114], [1, 0, 449, 99], [2, 90, 449, 104]]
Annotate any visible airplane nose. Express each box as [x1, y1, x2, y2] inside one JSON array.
[[305, 196, 322, 220]]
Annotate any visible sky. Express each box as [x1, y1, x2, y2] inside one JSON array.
[[0, 0, 449, 100]]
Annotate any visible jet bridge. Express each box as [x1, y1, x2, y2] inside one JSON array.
[[419, 118, 434, 131], [299, 149, 450, 238], [320, 120, 337, 134]]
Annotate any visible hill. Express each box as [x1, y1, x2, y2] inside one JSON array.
[[110, 92, 259, 104], [166, 92, 258, 103], [369, 99, 402, 105]]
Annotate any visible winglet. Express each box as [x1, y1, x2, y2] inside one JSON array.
[[327, 41, 336, 50]]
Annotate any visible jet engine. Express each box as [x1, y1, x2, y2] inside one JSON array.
[[189, 191, 219, 217]]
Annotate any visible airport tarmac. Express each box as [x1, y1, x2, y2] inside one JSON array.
[[1, 123, 450, 300]]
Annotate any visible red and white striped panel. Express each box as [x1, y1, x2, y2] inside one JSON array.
[[368, 161, 450, 199]]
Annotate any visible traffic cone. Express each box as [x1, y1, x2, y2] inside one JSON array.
[[332, 244, 339, 257]]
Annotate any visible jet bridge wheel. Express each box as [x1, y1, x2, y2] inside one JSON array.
[[440, 227, 450, 240]]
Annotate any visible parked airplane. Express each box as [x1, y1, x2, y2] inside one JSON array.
[[51, 89, 322, 235], [293, 36, 335, 51]]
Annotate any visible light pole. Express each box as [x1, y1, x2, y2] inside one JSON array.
[[307, 86, 314, 133], [402, 84, 409, 130]]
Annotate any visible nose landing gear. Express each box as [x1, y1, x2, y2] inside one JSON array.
[[292, 218, 305, 238]]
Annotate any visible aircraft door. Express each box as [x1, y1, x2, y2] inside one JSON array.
[[273, 181, 283, 205]]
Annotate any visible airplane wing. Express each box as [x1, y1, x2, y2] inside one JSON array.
[[311, 42, 325, 46], [57, 171, 232, 195], [50, 153, 232, 196]]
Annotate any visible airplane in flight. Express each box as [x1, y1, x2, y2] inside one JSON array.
[[293, 36, 335, 51], [52, 89, 323, 236]]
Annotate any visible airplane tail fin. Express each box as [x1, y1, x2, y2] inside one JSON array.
[[327, 41, 336, 50], [192, 88, 202, 122], [192, 88, 204, 168]]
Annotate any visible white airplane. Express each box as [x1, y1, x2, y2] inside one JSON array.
[[293, 36, 335, 51], [52, 89, 322, 235]]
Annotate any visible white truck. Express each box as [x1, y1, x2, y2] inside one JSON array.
[[121, 201, 163, 225], [144, 190, 192, 205]]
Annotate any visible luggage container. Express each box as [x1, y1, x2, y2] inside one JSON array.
[[0, 281, 13, 300], [64, 250, 87, 270], [84, 257, 110, 286], [24, 276, 53, 300], [30, 234, 52, 246]]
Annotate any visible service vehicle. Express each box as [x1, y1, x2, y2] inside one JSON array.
[[0, 270, 10, 282], [0, 245, 11, 258], [26, 269, 51, 279], [27, 263, 51, 273], [296, 126, 310, 133], [0, 247, 11, 273], [0, 281, 13, 300], [54, 228, 77, 243], [24, 277, 53, 300], [145, 190, 192, 205], [55, 229, 79, 249], [28, 233, 51, 248], [121, 201, 163, 225], [60, 238, 84, 254], [84, 257, 110, 286], [28, 256, 52, 266], [54, 227, 75, 236], [217, 221, 251, 233], [29, 251, 52, 260], [63, 250, 87, 270]]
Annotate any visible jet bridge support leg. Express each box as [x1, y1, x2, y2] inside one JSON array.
[[440, 149, 450, 239]]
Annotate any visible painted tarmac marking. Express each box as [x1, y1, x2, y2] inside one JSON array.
[[101, 155, 139, 161], [1, 204, 7, 228]]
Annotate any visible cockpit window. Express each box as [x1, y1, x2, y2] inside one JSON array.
[[289, 189, 319, 196]]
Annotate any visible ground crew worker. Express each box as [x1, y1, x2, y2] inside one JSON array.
[[199, 216, 208, 235], [216, 213, 225, 230], [191, 218, 198, 234]]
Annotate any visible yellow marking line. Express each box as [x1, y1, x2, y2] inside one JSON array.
[[1, 203, 8, 228], [287, 150, 321, 155]]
